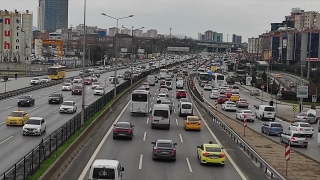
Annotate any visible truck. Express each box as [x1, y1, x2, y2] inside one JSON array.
[[159, 69, 167, 79]]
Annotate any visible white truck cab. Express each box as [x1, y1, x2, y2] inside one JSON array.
[[255, 105, 276, 121], [89, 159, 124, 180]]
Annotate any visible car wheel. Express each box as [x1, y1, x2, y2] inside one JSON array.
[[44, 127, 46, 133], [113, 136, 116, 139], [267, 131, 270, 136], [280, 137, 283, 143], [39, 130, 42, 136], [261, 128, 264, 133]]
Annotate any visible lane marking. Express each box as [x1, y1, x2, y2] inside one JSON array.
[[37, 96, 41, 98], [151, 102, 153, 105], [179, 134, 183, 143], [153, 97, 154, 99], [27, 107, 39, 113], [186, 158, 193, 172], [0, 121, 6, 125], [143, 132, 146, 141], [193, 98, 247, 180], [53, 109, 59, 114], [146, 118, 149, 124], [173, 109, 176, 113], [175, 119, 178, 125], [138, 154, 143, 169], [78, 101, 131, 180], [4, 106, 12, 110], [0, 136, 13, 145]]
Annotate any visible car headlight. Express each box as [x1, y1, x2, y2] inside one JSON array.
[[36, 128, 40, 130], [27, 101, 29, 102]]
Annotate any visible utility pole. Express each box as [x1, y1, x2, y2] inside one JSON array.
[[169, 27, 172, 38], [300, 48, 303, 113], [307, 26, 312, 79], [131, 26, 134, 85], [81, 0, 87, 129]]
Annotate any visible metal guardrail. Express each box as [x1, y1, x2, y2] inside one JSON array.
[[186, 74, 285, 180], [0, 60, 154, 101], [0, 58, 194, 180]]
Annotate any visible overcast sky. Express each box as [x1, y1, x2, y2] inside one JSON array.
[[1, 0, 320, 42]]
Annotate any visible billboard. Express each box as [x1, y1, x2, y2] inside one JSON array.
[[138, 49, 145, 54], [121, 48, 127, 53], [167, 47, 190, 52]]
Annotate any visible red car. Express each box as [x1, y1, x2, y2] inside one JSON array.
[[217, 95, 229, 104], [72, 86, 83, 95], [225, 89, 232, 98], [176, 90, 186, 99], [84, 78, 92, 85]]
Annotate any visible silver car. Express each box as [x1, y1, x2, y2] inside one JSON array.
[[280, 131, 308, 148], [294, 109, 318, 124], [236, 98, 249, 108], [288, 122, 314, 137]]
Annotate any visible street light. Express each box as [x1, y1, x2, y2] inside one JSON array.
[[101, 13, 133, 98], [81, 0, 87, 129], [122, 25, 144, 85]]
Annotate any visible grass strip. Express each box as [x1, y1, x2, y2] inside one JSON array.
[[28, 88, 129, 180]]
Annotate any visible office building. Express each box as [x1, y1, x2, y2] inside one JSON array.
[[133, 29, 143, 37], [44, 0, 69, 31], [204, 30, 214, 41], [214, 33, 223, 42], [198, 33, 202, 40], [232, 34, 242, 43], [121, 28, 131, 35], [38, 0, 45, 31], [109, 27, 119, 36], [294, 11, 320, 30], [147, 29, 157, 37], [247, 37, 262, 54]]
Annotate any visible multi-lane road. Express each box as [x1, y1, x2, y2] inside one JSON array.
[[194, 77, 320, 162], [0, 58, 181, 174]]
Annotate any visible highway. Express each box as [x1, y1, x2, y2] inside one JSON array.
[[58, 76, 273, 180], [0, 58, 179, 174], [195, 78, 320, 162]]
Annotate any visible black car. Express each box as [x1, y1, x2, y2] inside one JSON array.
[[152, 139, 177, 161], [48, 92, 63, 104], [18, 95, 35, 107], [113, 122, 134, 140], [95, 73, 100, 78]]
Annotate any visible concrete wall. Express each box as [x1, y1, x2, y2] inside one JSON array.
[[300, 32, 308, 64]]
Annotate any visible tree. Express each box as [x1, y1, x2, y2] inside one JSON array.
[[89, 45, 103, 64]]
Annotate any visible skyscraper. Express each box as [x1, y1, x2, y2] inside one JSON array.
[[38, 0, 45, 31], [43, 0, 68, 31]]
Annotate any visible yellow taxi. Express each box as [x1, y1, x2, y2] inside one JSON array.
[[197, 142, 225, 165], [6, 110, 29, 126], [230, 94, 240, 102], [184, 116, 201, 131], [276, 74, 282, 78]]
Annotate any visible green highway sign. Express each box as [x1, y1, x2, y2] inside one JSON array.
[[296, 85, 308, 98]]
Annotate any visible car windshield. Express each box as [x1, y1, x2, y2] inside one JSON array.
[[243, 110, 252, 114], [26, 119, 41, 125], [63, 83, 71, 86], [32, 78, 39, 80], [96, 87, 103, 90], [226, 102, 235, 105], [239, 99, 247, 102], [159, 94, 166, 98], [19, 96, 30, 99], [188, 117, 199, 121], [92, 168, 115, 179], [62, 102, 73, 106], [10, 112, 23, 117], [50, 94, 60, 97], [182, 104, 192, 109], [161, 101, 171, 104], [265, 107, 275, 112], [300, 123, 311, 127], [157, 142, 173, 148], [154, 110, 169, 118], [213, 88, 219, 91], [116, 123, 130, 128], [205, 147, 221, 152], [85, 79, 91, 81], [42, 77, 49, 79], [178, 91, 185, 93], [271, 123, 282, 127], [93, 82, 100, 85], [298, 112, 307, 116], [180, 98, 190, 102], [220, 95, 227, 98], [74, 86, 82, 89], [293, 133, 307, 138]]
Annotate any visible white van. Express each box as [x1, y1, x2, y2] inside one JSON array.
[[147, 75, 156, 86], [178, 102, 193, 117], [176, 80, 184, 89], [255, 105, 276, 121], [151, 104, 171, 130], [89, 159, 124, 180]]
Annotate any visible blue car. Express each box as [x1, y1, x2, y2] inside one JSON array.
[[261, 122, 283, 136]]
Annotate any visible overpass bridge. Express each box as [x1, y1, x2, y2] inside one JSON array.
[[196, 41, 243, 52]]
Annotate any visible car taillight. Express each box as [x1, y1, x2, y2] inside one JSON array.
[[171, 148, 176, 154], [305, 138, 308, 141], [303, 117, 307, 120], [124, 129, 132, 133], [186, 122, 190, 125], [153, 147, 158, 152], [151, 117, 154, 122], [113, 128, 120, 132], [220, 153, 225, 158], [203, 152, 209, 157], [291, 137, 295, 141], [299, 128, 303, 131], [198, 122, 201, 125], [269, 127, 272, 130]]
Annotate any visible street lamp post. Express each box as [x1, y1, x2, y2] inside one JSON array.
[[122, 25, 144, 85], [81, 0, 87, 129], [101, 13, 133, 98]]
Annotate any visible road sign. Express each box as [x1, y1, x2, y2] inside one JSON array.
[[312, 95, 317, 103], [214, 101, 218, 109], [243, 115, 247, 127], [261, 85, 264, 89], [285, 144, 290, 161], [277, 91, 282, 96], [296, 85, 308, 98], [201, 91, 203, 97], [292, 105, 297, 112]]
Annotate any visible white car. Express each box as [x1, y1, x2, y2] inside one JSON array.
[[160, 88, 169, 97], [204, 84, 212, 91], [94, 86, 105, 95], [62, 83, 72, 91], [209, 91, 220, 99], [73, 77, 82, 83], [22, 117, 47, 136], [165, 75, 172, 81], [117, 74, 123, 78], [98, 66, 104, 70], [30, 77, 41, 85], [90, 76, 98, 82], [142, 82, 150, 90], [109, 76, 115, 81], [288, 122, 314, 137], [212, 88, 219, 93], [178, 98, 191, 108], [221, 101, 236, 111], [92, 82, 101, 89], [60, 101, 77, 114], [41, 77, 51, 83], [156, 93, 167, 103], [236, 109, 255, 122], [105, 65, 111, 70]]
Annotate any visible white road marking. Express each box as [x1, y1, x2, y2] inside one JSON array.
[[143, 132, 147, 141], [4, 106, 12, 110], [53, 109, 59, 114], [78, 101, 131, 180], [151, 102, 153, 105], [44, 93, 49, 95], [146, 118, 149, 124], [27, 107, 38, 113], [186, 158, 193, 172], [37, 96, 41, 98], [138, 154, 143, 169], [172, 103, 174, 106], [193, 100, 247, 180], [0, 136, 13, 145], [0, 121, 6, 125], [175, 119, 179, 125], [173, 109, 176, 113], [179, 134, 183, 142], [153, 97, 154, 99]]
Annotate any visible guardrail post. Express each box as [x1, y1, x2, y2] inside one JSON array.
[[14, 164, 16, 180], [31, 149, 34, 174], [24, 156, 26, 179]]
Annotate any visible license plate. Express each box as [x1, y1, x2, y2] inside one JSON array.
[[305, 129, 310, 131], [162, 152, 170, 154], [52, 100, 55, 102], [154, 120, 159, 122], [119, 134, 125, 136], [210, 156, 218, 159], [267, 113, 271, 115], [10, 122, 16, 124]]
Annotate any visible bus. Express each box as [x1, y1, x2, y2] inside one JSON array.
[[47, 65, 66, 80], [199, 72, 210, 82], [197, 67, 206, 79], [212, 73, 226, 88], [131, 90, 150, 115], [159, 69, 168, 79]]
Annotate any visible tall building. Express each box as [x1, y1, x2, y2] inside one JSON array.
[[133, 29, 143, 37], [147, 29, 157, 37], [38, 0, 45, 31], [248, 37, 262, 54], [121, 28, 131, 35], [204, 30, 214, 41], [232, 34, 242, 43], [214, 33, 223, 42], [294, 11, 320, 30], [109, 27, 119, 36], [44, 0, 69, 31], [198, 33, 202, 40]]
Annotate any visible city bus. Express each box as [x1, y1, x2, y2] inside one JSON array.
[[212, 73, 226, 88], [47, 65, 66, 80], [131, 90, 150, 116]]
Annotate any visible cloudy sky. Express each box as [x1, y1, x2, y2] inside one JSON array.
[[1, 0, 319, 42]]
